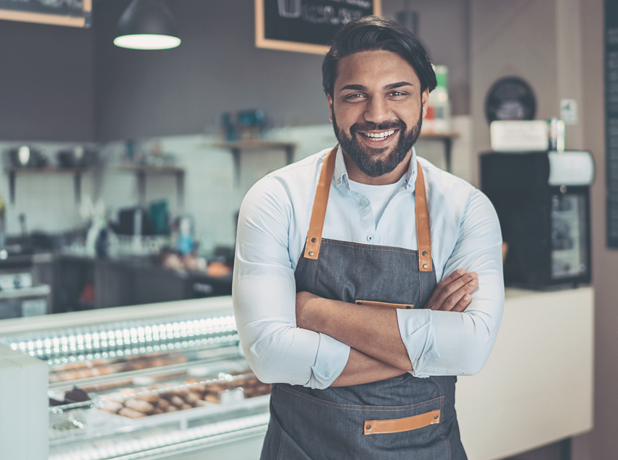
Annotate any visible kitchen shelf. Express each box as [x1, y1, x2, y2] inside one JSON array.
[[116, 166, 185, 209], [4, 167, 94, 205], [210, 140, 296, 187], [418, 131, 460, 172]]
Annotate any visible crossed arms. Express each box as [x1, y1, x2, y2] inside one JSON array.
[[295, 270, 479, 387], [232, 176, 505, 389]]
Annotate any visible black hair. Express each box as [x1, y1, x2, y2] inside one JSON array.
[[322, 16, 436, 98]]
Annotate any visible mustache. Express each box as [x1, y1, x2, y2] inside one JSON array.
[[349, 119, 407, 133]]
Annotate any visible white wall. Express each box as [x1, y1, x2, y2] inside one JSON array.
[[0, 120, 472, 247]]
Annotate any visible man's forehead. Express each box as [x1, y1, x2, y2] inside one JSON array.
[[335, 50, 420, 88]]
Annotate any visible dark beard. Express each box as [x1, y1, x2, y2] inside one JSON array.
[[332, 108, 423, 178]]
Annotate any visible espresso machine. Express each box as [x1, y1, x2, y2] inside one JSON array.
[[481, 150, 594, 288]]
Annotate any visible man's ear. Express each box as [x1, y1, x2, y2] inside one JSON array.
[[327, 94, 334, 122], [421, 88, 430, 119]]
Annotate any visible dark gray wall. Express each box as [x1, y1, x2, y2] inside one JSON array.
[[0, 0, 471, 142], [94, 0, 329, 140], [94, 0, 471, 141], [0, 19, 94, 141]]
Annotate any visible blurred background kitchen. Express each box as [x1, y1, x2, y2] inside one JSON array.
[[0, 1, 612, 460]]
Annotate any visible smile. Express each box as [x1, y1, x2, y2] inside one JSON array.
[[359, 129, 398, 141]]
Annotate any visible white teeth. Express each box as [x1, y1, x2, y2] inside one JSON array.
[[363, 129, 396, 140]]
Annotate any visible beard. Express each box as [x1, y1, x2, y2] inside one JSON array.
[[332, 107, 423, 178]]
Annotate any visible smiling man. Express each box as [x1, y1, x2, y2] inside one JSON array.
[[233, 16, 504, 460]]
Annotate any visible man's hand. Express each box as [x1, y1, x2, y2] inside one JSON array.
[[425, 269, 478, 312]]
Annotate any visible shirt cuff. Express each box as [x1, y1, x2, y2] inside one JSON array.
[[305, 333, 350, 389], [396, 309, 440, 378]]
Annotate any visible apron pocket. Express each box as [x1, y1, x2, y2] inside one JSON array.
[[360, 397, 450, 459], [364, 409, 440, 435], [355, 300, 414, 309]]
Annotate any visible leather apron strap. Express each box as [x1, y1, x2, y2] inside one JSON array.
[[303, 146, 433, 272], [303, 145, 338, 260]]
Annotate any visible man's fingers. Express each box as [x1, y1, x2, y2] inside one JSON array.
[[427, 269, 469, 307], [436, 269, 467, 290], [451, 294, 472, 312], [433, 274, 478, 308], [437, 279, 479, 311]]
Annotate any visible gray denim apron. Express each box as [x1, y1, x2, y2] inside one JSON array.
[[260, 146, 467, 460]]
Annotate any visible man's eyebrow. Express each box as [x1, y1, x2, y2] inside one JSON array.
[[339, 81, 414, 92], [339, 84, 367, 92], [384, 81, 414, 90]]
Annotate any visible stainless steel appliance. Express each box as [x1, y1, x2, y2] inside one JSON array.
[[481, 150, 594, 288], [0, 251, 51, 319]]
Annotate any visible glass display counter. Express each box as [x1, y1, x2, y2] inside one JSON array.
[[0, 298, 269, 460]]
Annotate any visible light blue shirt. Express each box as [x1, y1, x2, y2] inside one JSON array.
[[233, 146, 504, 389]]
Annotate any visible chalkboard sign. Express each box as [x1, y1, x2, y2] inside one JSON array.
[[606, 0, 618, 248], [255, 0, 382, 55], [0, 0, 91, 28]]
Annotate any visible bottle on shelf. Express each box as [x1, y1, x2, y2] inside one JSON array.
[[423, 65, 452, 134]]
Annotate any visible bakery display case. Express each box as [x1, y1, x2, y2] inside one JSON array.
[[0, 298, 270, 460]]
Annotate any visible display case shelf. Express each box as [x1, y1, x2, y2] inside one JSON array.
[[0, 299, 270, 460]]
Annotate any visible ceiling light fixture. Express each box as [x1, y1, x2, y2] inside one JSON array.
[[114, 0, 181, 50]]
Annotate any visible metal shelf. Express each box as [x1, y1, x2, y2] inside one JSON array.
[[419, 131, 459, 172], [5, 167, 94, 205], [210, 140, 296, 187], [117, 166, 185, 209]]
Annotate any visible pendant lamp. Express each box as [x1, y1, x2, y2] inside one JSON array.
[[114, 0, 181, 50]]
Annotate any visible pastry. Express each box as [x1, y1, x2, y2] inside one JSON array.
[[119, 407, 146, 419], [156, 398, 170, 410], [101, 400, 124, 414], [124, 398, 154, 413]]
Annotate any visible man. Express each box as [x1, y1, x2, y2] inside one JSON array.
[[233, 16, 504, 460]]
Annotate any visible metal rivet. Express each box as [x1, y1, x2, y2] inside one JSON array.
[[366, 425, 372, 430], [434, 414, 439, 420], [311, 237, 317, 243], [308, 251, 314, 256], [423, 264, 428, 269], [422, 251, 428, 257]]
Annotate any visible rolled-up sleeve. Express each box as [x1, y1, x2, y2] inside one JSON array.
[[397, 189, 504, 377], [233, 176, 350, 389]]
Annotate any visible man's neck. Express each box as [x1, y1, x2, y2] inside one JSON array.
[[342, 149, 413, 185]]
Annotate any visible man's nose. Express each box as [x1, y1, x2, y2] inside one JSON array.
[[364, 97, 391, 125]]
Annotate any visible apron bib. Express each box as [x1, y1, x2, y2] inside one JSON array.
[[260, 146, 467, 460]]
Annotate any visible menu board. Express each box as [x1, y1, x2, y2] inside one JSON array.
[[0, 0, 91, 28], [255, 0, 381, 55], [607, 0, 618, 248]]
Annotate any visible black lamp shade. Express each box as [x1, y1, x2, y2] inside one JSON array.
[[115, 0, 181, 50]]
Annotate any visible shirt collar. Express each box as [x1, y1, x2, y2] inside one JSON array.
[[333, 145, 418, 190]]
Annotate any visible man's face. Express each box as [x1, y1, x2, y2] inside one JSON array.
[[328, 50, 429, 178]]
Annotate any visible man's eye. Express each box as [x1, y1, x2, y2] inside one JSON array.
[[344, 93, 365, 100], [389, 91, 407, 98]]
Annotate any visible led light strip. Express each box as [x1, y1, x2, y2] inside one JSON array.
[[1, 314, 238, 362]]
